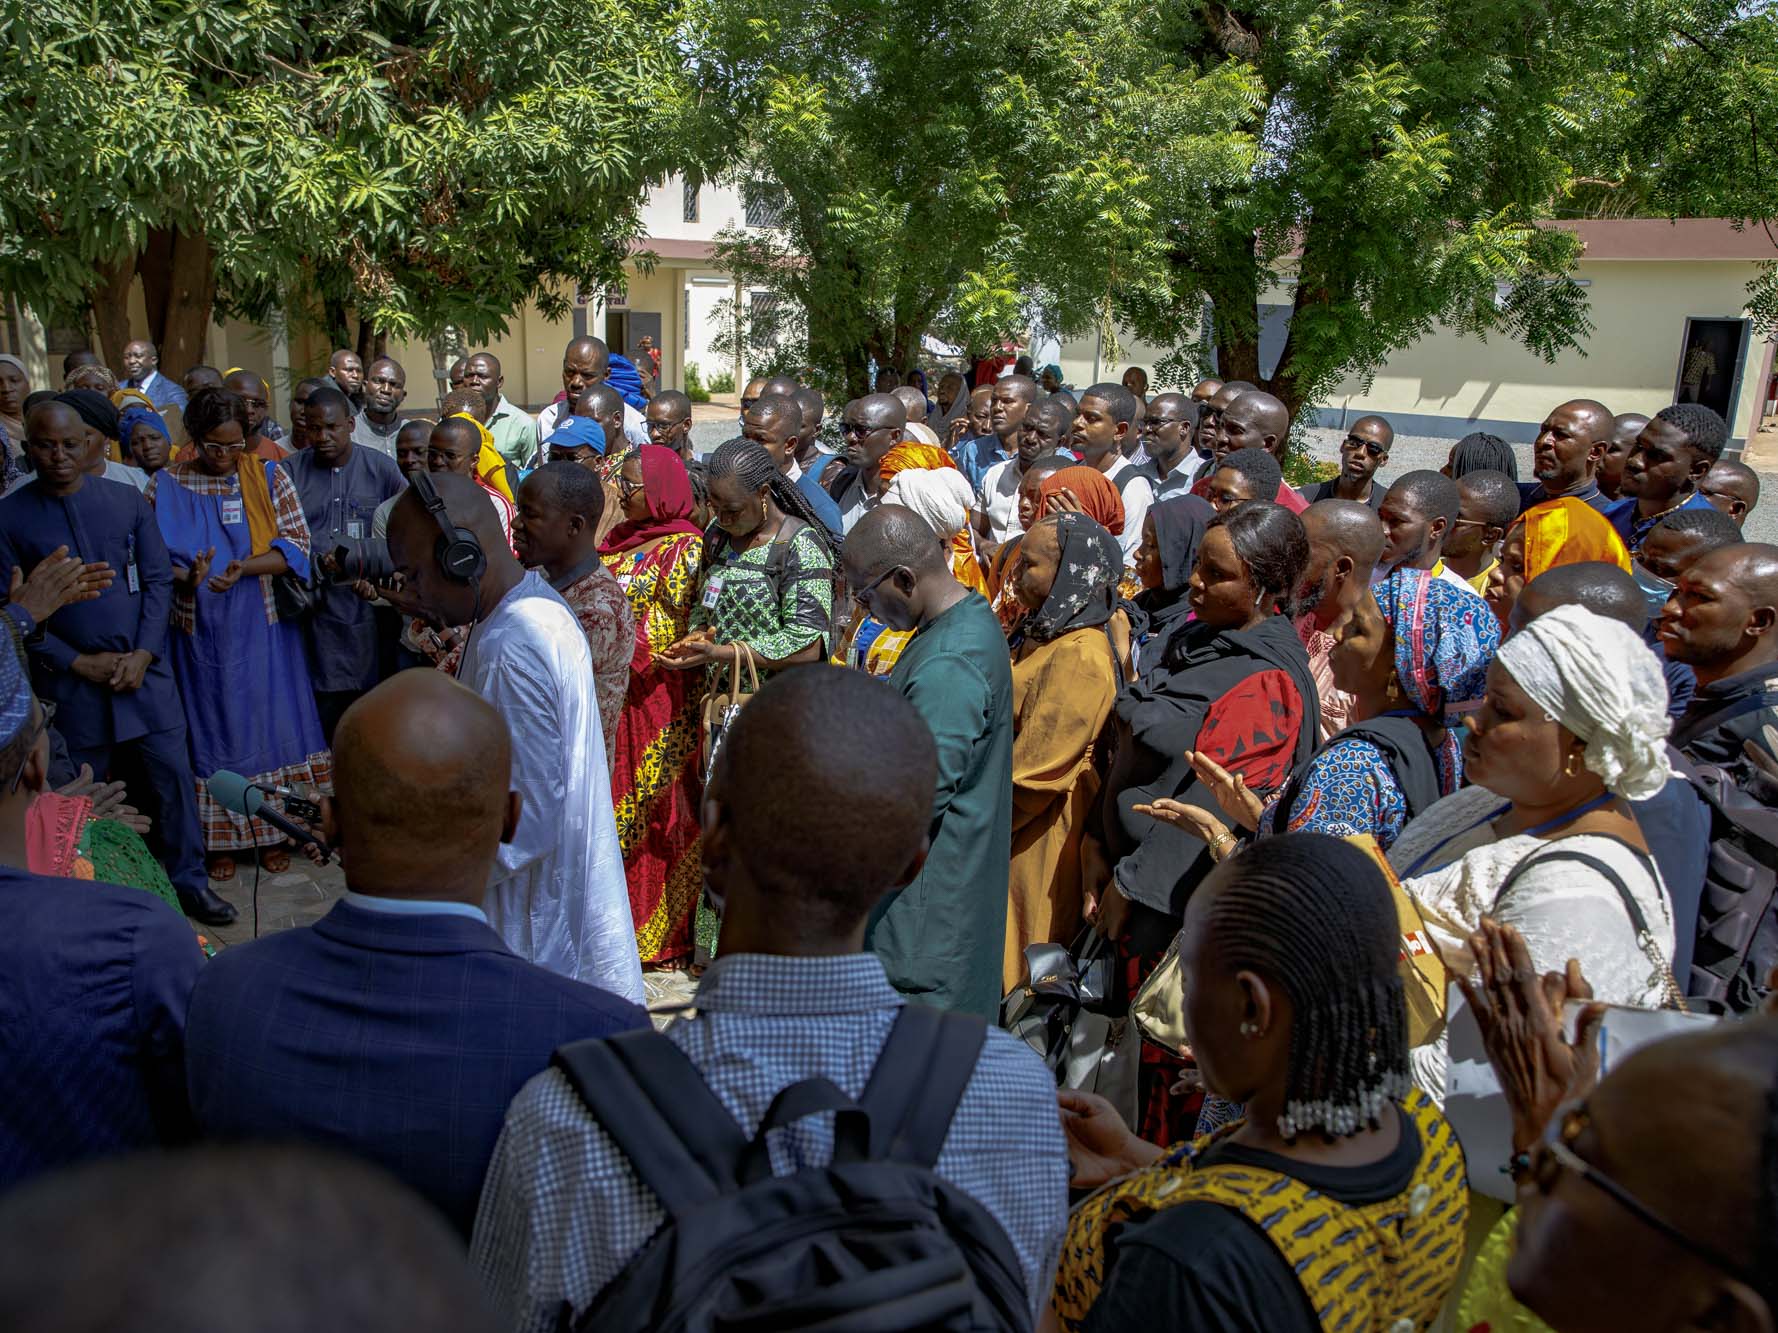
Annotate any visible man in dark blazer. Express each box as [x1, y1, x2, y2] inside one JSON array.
[[183, 668, 646, 1235]]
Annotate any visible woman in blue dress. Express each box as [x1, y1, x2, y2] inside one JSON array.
[[147, 387, 330, 879]]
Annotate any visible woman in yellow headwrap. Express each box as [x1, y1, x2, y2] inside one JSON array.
[[1485, 496, 1631, 630]]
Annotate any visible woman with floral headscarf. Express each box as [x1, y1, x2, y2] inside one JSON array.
[[1003, 513, 1126, 991], [1144, 565, 1500, 856]]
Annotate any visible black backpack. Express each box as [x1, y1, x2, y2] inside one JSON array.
[[1670, 751, 1778, 1011], [551, 1006, 1033, 1333]]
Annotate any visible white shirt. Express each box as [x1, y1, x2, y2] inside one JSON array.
[[456, 571, 643, 1005], [835, 472, 879, 534], [536, 399, 649, 450], [1105, 455, 1154, 562], [978, 456, 1025, 544]]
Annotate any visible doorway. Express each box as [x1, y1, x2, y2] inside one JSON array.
[[1673, 317, 1750, 434], [606, 310, 662, 389]]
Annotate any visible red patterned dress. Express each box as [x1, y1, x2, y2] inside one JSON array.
[[601, 532, 705, 967]]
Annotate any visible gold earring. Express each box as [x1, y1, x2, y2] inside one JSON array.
[[1564, 752, 1582, 778]]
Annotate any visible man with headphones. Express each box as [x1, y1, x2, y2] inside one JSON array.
[[384, 471, 643, 1004]]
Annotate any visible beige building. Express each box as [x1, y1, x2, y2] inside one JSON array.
[[1060, 218, 1777, 446], [1, 174, 786, 422]]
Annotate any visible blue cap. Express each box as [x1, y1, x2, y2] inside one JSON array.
[[545, 417, 606, 453]]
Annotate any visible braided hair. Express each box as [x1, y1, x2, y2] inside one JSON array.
[[1449, 431, 1519, 480], [705, 436, 843, 558], [1200, 833, 1411, 1140]]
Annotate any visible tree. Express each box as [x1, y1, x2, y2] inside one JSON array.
[[677, 0, 1259, 397], [1101, 0, 1778, 424], [0, 0, 685, 369]]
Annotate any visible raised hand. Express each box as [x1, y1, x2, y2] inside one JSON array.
[[9, 546, 115, 623], [1057, 1089, 1163, 1189], [1454, 918, 1602, 1153], [1186, 749, 1265, 831]]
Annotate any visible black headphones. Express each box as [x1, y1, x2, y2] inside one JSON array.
[[410, 471, 486, 585]]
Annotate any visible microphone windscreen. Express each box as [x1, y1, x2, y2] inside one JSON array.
[[205, 769, 263, 817]]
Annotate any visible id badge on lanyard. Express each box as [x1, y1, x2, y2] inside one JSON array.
[[700, 570, 726, 611]]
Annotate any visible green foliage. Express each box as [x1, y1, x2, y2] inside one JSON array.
[[683, 362, 711, 403], [677, 0, 1257, 394], [707, 369, 736, 394], [1102, 0, 1630, 419], [0, 0, 687, 341]]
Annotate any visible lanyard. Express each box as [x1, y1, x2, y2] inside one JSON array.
[[1399, 791, 1614, 880]]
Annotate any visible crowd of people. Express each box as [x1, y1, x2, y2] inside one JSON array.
[[1, 334, 1776, 1333]]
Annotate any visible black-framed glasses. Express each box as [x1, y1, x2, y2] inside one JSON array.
[[1342, 436, 1388, 459], [853, 565, 905, 607], [9, 698, 54, 793], [1525, 1103, 1754, 1283]]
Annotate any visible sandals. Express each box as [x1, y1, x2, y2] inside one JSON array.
[[260, 846, 291, 874]]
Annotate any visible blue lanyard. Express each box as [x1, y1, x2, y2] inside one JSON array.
[[1399, 791, 1614, 879]]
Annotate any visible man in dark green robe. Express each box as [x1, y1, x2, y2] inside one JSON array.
[[843, 505, 1013, 1018]]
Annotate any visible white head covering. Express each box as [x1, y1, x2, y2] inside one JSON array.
[[1495, 603, 1672, 800], [883, 468, 975, 541]]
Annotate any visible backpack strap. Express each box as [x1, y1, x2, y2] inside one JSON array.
[[735, 1077, 874, 1183], [1669, 690, 1778, 752], [858, 1006, 987, 1168], [551, 1029, 752, 1218]]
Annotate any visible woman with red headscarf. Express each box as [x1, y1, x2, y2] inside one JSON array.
[[599, 445, 707, 968]]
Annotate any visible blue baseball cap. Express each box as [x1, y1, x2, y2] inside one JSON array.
[[545, 417, 606, 453]]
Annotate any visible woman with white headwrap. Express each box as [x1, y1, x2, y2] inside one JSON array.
[[1385, 603, 1678, 1099]]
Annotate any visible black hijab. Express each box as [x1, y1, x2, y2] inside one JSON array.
[[1019, 513, 1123, 644], [1133, 494, 1215, 648], [54, 390, 120, 443]]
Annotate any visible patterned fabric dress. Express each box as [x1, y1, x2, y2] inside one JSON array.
[[602, 533, 706, 967], [556, 564, 647, 774], [148, 461, 332, 852], [1053, 1090, 1469, 1333]]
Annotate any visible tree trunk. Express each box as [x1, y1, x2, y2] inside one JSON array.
[[139, 227, 176, 342], [158, 227, 214, 373], [355, 317, 374, 364], [91, 253, 136, 372]]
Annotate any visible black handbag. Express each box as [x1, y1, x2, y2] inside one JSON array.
[[1000, 927, 1138, 1121], [271, 568, 316, 622]]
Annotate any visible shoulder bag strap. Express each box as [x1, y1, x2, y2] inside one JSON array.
[[1495, 842, 1687, 1010], [1670, 690, 1778, 751]]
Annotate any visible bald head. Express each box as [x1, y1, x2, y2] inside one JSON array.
[[1217, 390, 1291, 458], [1514, 561, 1646, 635], [761, 374, 801, 400], [856, 392, 907, 432], [891, 385, 928, 423], [1662, 542, 1778, 683], [1191, 378, 1223, 403], [1703, 458, 1761, 526], [571, 383, 626, 422], [1303, 499, 1388, 566], [1298, 498, 1386, 619], [747, 393, 802, 436], [525, 459, 606, 524], [843, 503, 950, 579], [565, 337, 609, 374], [707, 665, 936, 941], [332, 670, 514, 900]]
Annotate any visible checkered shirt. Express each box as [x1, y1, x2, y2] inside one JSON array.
[[470, 952, 1070, 1331]]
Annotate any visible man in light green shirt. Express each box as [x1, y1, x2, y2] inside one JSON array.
[[463, 352, 539, 470]]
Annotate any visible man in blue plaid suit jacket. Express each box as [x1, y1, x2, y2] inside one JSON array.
[[183, 670, 645, 1235]]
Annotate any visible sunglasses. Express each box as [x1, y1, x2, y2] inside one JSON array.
[[1522, 1103, 1754, 1283], [1342, 436, 1388, 459]]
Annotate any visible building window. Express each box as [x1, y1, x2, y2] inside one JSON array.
[[750, 290, 783, 324], [682, 180, 699, 224], [743, 182, 788, 229]]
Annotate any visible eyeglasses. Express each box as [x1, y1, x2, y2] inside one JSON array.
[[618, 475, 645, 499], [1523, 1104, 1754, 1283], [8, 699, 54, 793], [853, 565, 905, 607], [201, 439, 246, 454]]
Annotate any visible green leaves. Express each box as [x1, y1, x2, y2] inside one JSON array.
[[0, 0, 687, 342]]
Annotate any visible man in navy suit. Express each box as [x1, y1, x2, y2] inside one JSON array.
[[183, 668, 646, 1235]]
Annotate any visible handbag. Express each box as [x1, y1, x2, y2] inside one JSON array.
[[271, 569, 316, 622], [1001, 927, 1138, 1124], [700, 642, 759, 781], [1131, 932, 1187, 1052]]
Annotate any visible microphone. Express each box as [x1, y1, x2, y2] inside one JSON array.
[[206, 769, 332, 863]]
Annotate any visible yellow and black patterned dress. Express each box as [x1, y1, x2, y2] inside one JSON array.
[[1052, 1089, 1468, 1333]]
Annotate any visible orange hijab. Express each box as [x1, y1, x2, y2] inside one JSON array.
[[1519, 496, 1631, 581], [1038, 465, 1125, 536]]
